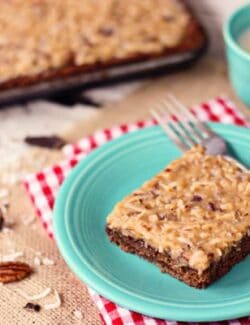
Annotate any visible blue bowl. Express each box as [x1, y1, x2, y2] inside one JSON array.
[[224, 4, 250, 107]]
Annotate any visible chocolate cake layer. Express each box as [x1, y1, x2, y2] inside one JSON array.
[[107, 228, 250, 288]]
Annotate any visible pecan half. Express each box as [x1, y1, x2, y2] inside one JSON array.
[[0, 262, 32, 283]]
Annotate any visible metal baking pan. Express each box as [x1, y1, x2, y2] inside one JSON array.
[[0, 38, 208, 107]]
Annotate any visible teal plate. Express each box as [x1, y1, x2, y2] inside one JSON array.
[[54, 123, 250, 322]]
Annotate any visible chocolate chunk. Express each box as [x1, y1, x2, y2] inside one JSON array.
[[24, 303, 41, 312], [136, 239, 145, 249], [139, 198, 144, 205], [157, 213, 166, 221], [98, 26, 114, 36], [0, 208, 4, 231], [192, 195, 202, 202], [82, 36, 93, 47], [235, 210, 241, 217], [157, 213, 177, 221], [150, 189, 158, 198], [208, 202, 217, 211], [24, 135, 66, 149], [164, 168, 172, 172], [162, 14, 175, 22], [79, 95, 103, 108], [144, 36, 158, 42]]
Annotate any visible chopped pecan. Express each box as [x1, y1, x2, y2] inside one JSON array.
[[153, 182, 160, 190], [0, 262, 32, 283], [144, 203, 152, 209], [139, 198, 144, 205]]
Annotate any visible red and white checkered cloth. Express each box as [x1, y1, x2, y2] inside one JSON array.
[[24, 96, 250, 325]]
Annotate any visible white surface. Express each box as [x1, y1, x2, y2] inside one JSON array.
[[0, 84, 142, 173], [0, 101, 97, 170], [84, 82, 143, 104]]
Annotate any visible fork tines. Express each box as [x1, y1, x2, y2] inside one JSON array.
[[151, 94, 214, 152]]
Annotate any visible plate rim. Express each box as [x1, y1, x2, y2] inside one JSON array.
[[54, 122, 250, 322]]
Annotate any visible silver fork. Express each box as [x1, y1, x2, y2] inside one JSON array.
[[150, 94, 247, 169]]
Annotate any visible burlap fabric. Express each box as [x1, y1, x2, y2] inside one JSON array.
[[0, 57, 249, 325]]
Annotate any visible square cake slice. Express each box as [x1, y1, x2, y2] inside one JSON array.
[[106, 146, 250, 288]]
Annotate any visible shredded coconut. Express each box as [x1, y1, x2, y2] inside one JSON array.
[[0, 203, 9, 215], [42, 257, 55, 266], [22, 215, 35, 226], [0, 251, 23, 262], [6, 219, 15, 227], [44, 291, 61, 310], [34, 257, 41, 266], [16, 287, 52, 301], [0, 189, 9, 200], [2, 227, 12, 234], [73, 310, 83, 320]]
